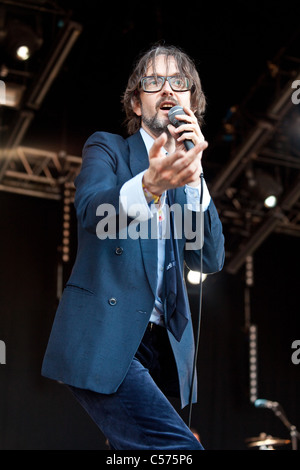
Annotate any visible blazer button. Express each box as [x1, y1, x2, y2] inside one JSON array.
[[108, 297, 117, 306], [115, 246, 123, 255]]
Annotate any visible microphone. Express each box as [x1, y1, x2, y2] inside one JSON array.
[[168, 105, 194, 151], [254, 399, 280, 409]]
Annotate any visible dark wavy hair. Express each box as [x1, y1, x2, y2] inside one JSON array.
[[122, 44, 206, 135]]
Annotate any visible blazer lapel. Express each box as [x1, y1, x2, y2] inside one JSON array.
[[127, 131, 150, 177], [127, 132, 158, 297]]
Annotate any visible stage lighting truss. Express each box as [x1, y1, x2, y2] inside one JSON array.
[[0, 2, 82, 138], [0, 145, 81, 200], [207, 44, 300, 274], [0, 2, 82, 201]]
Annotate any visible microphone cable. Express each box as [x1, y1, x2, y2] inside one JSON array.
[[188, 172, 204, 429]]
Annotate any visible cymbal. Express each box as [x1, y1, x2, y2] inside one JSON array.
[[246, 433, 290, 447]]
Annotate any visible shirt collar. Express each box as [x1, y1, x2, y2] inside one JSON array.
[[139, 128, 167, 155]]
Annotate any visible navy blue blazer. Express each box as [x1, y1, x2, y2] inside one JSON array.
[[42, 130, 225, 408]]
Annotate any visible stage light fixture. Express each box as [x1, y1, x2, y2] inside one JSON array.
[[249, 324, 258, 403], [264, 194, 277, 208], [16, 45, 30, 61], [4, 20, 43, 62], [187, 270, 207, 285], [257, 171, 282, 209], [62, 185, 71, 263], [246, 168, 282, 209]]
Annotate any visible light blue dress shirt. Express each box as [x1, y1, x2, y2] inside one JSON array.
[[120, 128, 211, 325]]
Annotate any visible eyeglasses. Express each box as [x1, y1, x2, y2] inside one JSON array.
[[140, 75, 191, 93]]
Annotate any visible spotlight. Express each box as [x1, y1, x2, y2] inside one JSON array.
[[5, 20, 43, 62], [187, 270, 207, 285], [16, 45, 30, 61], [246, 168, 282, 208], [256, 171, 282, 208], [264, 194, 277, 208]]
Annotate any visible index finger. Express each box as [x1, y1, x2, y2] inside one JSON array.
[[149, 132, 168, 158]]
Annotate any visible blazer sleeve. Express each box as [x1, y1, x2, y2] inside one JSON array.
[[74, 132, 127, 234], [184, 198, 225, 274]]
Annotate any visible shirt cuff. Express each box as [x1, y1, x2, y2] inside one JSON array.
[[185, 178, 211, 211], [120, 171, 159, 222]]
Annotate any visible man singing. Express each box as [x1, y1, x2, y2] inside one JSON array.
[[42, 44, 225, 450]]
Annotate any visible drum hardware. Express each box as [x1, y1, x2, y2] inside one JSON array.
[[253, 398, 300, 450], [246, 433, 290, 450]]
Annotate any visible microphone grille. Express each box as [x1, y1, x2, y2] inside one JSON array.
[[168, 106, 185, 126]]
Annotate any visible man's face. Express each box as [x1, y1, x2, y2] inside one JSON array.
[[133, 55, 192, 140]]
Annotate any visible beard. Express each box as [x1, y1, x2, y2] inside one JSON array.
[[140, 97, 178, 139], [141, 112, 171, 138]]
